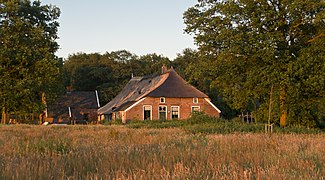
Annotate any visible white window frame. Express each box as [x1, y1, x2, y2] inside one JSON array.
[[160, 97, 166, 103], [143, 105, 152, 120], [191, 106, 200, 113], [171, 106, 180, 119], [193, 98, 198, 104], [158, 105, 167, 120]]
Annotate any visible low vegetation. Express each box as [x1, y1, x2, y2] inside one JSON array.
[[0, 124, 324, 179], [125, 113, 324, 134]]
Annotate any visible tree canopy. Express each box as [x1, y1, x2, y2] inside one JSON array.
[[63, 51, 171, 105], [184, 0, 325, 127], [0, 0, 62, 123]]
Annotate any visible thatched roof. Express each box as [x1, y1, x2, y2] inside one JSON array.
[[147, 69, 208, 98], [98, 69, 209, 115]]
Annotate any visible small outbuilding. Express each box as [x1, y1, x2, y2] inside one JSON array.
[[46, 91, 100, 124]]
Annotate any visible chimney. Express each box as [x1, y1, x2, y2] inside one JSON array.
[[161, 65, 168, 74]]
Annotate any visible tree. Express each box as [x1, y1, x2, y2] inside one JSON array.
[[184, 0, 324, 127], [0, 0, 62, 123], [172, 48, 238, 119], [62, 51, 172, 106]]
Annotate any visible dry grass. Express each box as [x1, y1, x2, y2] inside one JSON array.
[[0, 124, 324, 179]]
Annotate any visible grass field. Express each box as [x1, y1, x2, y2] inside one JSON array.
[[0, 124, 324, 179]]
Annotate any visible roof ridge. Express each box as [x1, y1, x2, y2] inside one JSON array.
[[135, 71, 170, 100]]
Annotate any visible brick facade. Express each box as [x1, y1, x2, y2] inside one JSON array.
[[118, 97, 220, 123]]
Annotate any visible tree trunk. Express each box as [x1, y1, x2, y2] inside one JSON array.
[[39, 114, 44, 125], [280, 88, 287, 127], [1, 107, 9, 124], [39, 92, 46, 125], [1, 107, 5, 124], [268, 84, 274, 125]]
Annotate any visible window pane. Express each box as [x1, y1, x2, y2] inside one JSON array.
[[144, 106, 151, 110], [159, 106, 166, 112], [193, 98, 198, 103], [171, 106, 179, 119], [192, 106, 200, 112], [160, 97, 165, 103]]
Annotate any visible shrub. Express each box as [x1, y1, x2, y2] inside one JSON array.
[[122, 113, 323, 134]]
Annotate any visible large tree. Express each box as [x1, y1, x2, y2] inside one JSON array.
[[184, 0, 324, 127], [0, 0, 62, 123]]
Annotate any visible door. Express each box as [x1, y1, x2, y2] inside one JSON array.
[[159, 106, 167, 120], [143, 106, 152, 120]]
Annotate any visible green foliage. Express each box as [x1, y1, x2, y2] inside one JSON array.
[[63, 51, 171, 105], [125, 113, 323, 134], [173, 49, 238, 119], [127, 119, 184, 129], [0, 0, 62, 116], [183, 0, 325, 127]]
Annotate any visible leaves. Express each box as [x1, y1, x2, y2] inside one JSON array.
[[183, 0, 325, 127], [0, 0, 62, 115], [62, 51, 172, 105]]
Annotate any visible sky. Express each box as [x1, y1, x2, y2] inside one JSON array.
[[41, 0, 198, 60]]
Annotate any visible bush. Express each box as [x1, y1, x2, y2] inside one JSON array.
[[123, 113, 324, 134], [126, 119, 184, 129]]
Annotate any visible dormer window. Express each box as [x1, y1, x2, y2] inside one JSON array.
[[160, 97, 165, 103], [193, 98, 198, 104]]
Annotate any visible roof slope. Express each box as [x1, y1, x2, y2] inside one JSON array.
[[98, 69, 208, 115], [48, 91, 99, 118], [147, 70, 208, 98], [98, 73, 168, 114]]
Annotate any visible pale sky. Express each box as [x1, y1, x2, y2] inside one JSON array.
[[41, 0, 198, 60]]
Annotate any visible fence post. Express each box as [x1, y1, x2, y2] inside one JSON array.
[[265, 124, 273, 133]]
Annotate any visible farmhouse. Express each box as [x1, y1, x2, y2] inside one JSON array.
[[98, 66, 221, 123], [46, 91, 100, 124]]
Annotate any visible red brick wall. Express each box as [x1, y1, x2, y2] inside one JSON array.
[[124, 97, 220, 122]]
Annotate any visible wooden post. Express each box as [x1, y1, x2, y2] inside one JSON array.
[[241, 112, 244, 123], [265, 124, 273, 133]]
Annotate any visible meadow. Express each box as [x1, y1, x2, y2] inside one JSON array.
[[0, 124, 324, 179]]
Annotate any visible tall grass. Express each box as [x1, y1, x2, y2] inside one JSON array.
[[0, 125, 324, 179]]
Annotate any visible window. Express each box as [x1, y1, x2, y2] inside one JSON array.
[[191, 106, 200, 112], [193, 98, 198, 104], [171, 106, 179, 119], [160, 97, 165, 103], [158, 106, 167, 120], [143, 105, 152, 120]]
